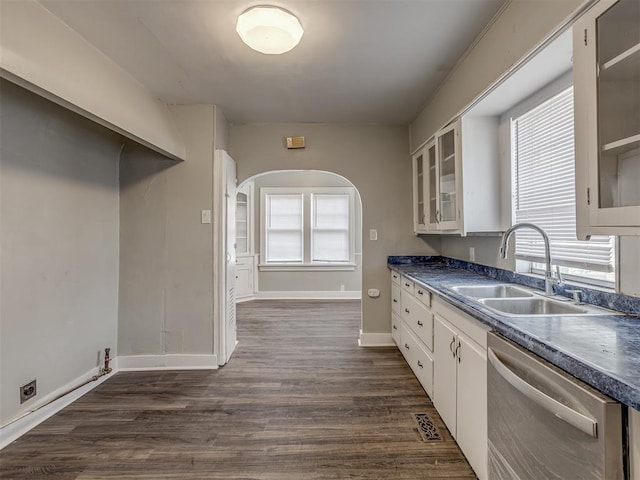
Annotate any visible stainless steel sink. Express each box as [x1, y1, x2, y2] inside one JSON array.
[[450, 284, 533, 299], [479, 298, 587, 316]]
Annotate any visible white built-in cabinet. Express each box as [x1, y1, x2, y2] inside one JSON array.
[[235, 182, 257, 299], [390, 272, 489, 480], [432, 297, 490, 480], [391, 272, 434, 398], [574, 0, 640, 237], [412, 118, 502, 236]]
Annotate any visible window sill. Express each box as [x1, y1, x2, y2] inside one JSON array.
[[258, 263, 357, 272]]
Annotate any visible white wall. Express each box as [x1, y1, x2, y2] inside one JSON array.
[[230, 123, 440, 334], [0, 80, 121, 425], [251, 170, 362, 294], [118, 105, 220, 357]]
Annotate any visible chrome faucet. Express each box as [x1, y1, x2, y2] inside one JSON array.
[[499, 223, 561, 296]]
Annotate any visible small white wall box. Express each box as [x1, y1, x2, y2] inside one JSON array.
[[286, 136, 305, 149]]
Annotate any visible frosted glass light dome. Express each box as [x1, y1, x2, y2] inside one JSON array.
[[236, 6, 303, 55]]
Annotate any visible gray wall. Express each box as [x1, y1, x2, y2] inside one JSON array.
[[411, 0, 585, 150], [0, 80, 121, 424], [118, 105, 218, 356], [230, 123, 440, 334], [250, 170, 362, 293]]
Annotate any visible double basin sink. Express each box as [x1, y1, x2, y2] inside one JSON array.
[[449, 284, 619, 317]]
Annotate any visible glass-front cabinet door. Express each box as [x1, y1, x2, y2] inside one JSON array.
[[235, 182, 253, 256], [412, 147, 428, 233], [574, 0, 640, 236], [436, 123, 461, 231], [427, 141, 439, 231]]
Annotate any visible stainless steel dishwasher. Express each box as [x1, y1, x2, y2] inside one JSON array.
[[487, 332, 624, 479]]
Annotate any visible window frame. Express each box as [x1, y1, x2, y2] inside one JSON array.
[[259, 186, 356, 271], [500, 72, 617, 289]]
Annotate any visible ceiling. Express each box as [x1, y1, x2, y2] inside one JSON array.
[[39, 0, 506, 125]]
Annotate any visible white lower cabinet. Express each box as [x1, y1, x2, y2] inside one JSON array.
[[236, 255, 256, 299], [389, 271, 488, 480], [433, 298, 490, 480], [401, 326, 434, 398], [391, 272, 434, 397], [391, 312, 402, 346]]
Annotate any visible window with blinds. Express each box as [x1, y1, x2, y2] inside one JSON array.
[[513, 86, 615, 275], [265, 193, 303, 263], [311, 194, 350, 263], [261, 187, 355, 268]]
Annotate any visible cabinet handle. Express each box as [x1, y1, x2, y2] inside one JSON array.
[[456, 341, 461, 363], [393, 299, 398, 303], [393, 325, 397, 330], [405, 282, 411, 287], [417, 320, 423, 327], [405, 308, 410, 314], [417, 289, 423, 295], [417, 360, 423, 368], [436, 210, 441, 223], [449, 336, 456, 357], [404, 343, 410, 350]]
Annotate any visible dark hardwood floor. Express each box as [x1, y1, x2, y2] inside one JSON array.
[[0, 300, 476, 479]]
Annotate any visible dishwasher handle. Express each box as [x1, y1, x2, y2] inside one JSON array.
[[487, 347, 597, 438]]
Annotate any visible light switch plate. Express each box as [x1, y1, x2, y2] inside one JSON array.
[[369, 229, 378, 241], [201, 210, 212, 224]]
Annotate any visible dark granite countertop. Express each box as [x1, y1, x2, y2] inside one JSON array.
[[388, 258, 640, 411]]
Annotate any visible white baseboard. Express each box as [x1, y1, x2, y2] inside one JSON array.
[[117, 354, 219, 371], [255, 290, 361, 300], [0, 361, 117, 450], [358, 329, 394, 347]]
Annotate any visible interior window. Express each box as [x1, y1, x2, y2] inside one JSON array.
[[511, 86, 616, 287], [261, 187, 355, 268]]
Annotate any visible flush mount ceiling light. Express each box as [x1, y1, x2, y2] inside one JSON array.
[[236, 6, 303, 55]]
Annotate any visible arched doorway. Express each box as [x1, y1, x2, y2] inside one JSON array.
[[234, 169, 363, 343]]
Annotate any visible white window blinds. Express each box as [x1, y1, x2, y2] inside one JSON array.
[[265, 194, 303, 263], [513, 87, 615, 272], [311, 194, 350, 263]]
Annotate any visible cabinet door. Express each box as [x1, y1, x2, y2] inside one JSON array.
[[391, 312, 402, 346], [574, 0, 640, 236], [391, 283, 401, 315], [235, 257, 254, 298], [426, 140, 439, 232], [436, 123, 461, 231], [433, 315, 458, 435], [412, 147, 428, 233], [456, 335, 488, 480]]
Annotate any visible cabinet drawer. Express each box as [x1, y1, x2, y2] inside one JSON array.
[[391, 270, 401, 285], [402, 326, 434, 398], [414, 284, 430, 307], [391, 283, 401, 315], [391, 312, 402, 346], [401, 293, 433, 351], [401, 277, 415, 295]]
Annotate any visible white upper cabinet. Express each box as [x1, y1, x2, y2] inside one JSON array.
[[412, 118, 502, 236], [235, 182, 254, 256], [574, 0, 640, 237]]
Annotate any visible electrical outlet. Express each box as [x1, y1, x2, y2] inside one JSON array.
[[20, 380, 36, 404], [469, 247, 475, 262]]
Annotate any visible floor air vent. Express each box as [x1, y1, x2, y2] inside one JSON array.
[[412, 413, 443, 441]]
